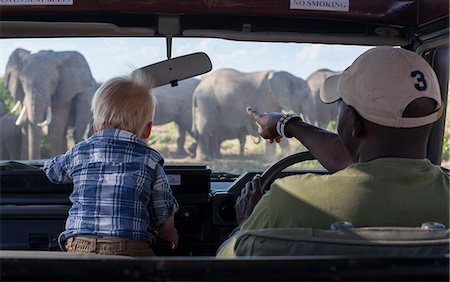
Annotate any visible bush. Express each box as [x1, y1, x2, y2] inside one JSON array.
[[443, 126, 450, 162], [443, 101, 450, 162], [0, 77, 16, 111]]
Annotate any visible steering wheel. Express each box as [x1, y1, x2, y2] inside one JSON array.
[[260, 150, 316, 192]]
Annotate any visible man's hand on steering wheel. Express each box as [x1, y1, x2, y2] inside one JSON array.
[[235, 174, 265, 225]]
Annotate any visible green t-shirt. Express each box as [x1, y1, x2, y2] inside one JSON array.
[[217, 158, 449, 257]]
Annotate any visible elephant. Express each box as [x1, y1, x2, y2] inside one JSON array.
[[152, 78, 200, 157], [71, 81, 101, 141], [0, 101, 5, 117], [0, 100, 22, 159], [192, 68, 315, 160], [0, 113, 22, 160], [306, 68, 341, 127], [4, 48, 98, 159]]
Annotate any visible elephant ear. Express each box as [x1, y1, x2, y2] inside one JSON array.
[[267, 71, 298, 112], [5, 48, 30, 102], [55, 51, 96, 105], [6, 48, 30, 72]]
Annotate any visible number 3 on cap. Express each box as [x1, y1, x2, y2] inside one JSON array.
[[411, 70, 428, 91]]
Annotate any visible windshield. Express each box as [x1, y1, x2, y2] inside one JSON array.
[[1, 38, 449, 173]]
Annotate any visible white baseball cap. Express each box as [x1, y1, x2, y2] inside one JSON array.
[[320, 46, 442, 128]]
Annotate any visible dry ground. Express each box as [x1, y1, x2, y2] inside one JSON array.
[[150, 123, 325, 173], [151, 111, 450, 172]]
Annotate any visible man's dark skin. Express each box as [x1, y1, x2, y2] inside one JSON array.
[[235, 98, 436, 225]]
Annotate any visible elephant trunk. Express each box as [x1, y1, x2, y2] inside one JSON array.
[[27, 121, 42, 159], [37, 106, 52, 127], [252, 136, 261, 144], [23, 92, 49, 159]]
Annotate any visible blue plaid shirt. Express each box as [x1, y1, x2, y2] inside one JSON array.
[[43, 128, 178, 243]]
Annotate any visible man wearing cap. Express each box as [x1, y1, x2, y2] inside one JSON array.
[[216, 46, 449, 257]]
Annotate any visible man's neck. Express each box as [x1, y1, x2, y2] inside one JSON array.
[[357, 139, 428, 163]]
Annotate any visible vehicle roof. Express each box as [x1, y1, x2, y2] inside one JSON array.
[[1, 0, 448, 48], [1, 0, 447, 25]]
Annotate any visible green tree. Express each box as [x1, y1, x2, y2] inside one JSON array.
[[0, 77, 16, 111], [443, 130, 449, 162], [443, 101, 450, 162]]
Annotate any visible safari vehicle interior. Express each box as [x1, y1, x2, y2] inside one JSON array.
[[0, 0, 449, 281]]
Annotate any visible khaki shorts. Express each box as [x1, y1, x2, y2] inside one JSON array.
[[66, 236, 154, 256]]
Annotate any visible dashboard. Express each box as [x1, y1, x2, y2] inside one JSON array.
[[0, 161, 329, 256], [0, 162, 239, 256]]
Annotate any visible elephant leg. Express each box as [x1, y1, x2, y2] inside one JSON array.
[[8, 133, 22, 159], [210, 134, 222, 159], [10, 134, 22, 159], [238, 131, 246, 156], [0, 141, 10, 159], [195, 120, 215, 160], [197, 131, 214, 161], [174, 125, 188, 156], [187, 127, 198, 158], [49, 102, 71, 156], [0, 120, 6, 159], [208, 132, 221, 159], [73, 93, 91, 142], [212, 144, 221, 159], [193, 99, 217, 160], [264, 143, 278, 163], [187, 142, 197, 158], [20, 123, 28, 159], [278, 138, 290, 154], [0, 142, 6, 159], [207, 127, 224, 159], [1, 116, 22, 159]]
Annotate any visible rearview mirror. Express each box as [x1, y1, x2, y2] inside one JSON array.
[[133, 52, 212, 88]]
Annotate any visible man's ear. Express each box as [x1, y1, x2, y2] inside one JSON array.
[[142, 122, 153, 139], [348, 106, 365, 137]]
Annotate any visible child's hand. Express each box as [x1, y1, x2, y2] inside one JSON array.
[[157, 215, 179, 249], [168, 228, 179, 249], [156, 228, 178, 249]]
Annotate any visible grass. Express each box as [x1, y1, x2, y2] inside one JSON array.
[[150, 122, 325, 173]]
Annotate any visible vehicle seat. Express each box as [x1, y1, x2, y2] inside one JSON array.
[[234, 222, 450, 256]]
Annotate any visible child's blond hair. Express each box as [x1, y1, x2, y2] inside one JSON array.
[[91, 72, 156, 137]]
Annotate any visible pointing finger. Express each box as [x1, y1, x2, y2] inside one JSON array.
[[246, 106, 259, 119]]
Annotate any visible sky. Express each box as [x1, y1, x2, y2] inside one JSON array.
[[0, 37, 372, 83]]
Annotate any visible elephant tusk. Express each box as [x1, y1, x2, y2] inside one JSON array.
[[253, 136, 261, 144], [15, 105, 26, 126], [38, 106, 52, 127], [10, 100, 21, 113]]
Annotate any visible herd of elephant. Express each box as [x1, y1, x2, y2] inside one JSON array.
[[0, 48, 339, 161]]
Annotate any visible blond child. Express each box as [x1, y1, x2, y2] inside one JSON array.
[[44, 74, 178, 256]]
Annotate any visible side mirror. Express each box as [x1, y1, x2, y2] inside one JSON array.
[[133, 52, 212, 88]]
